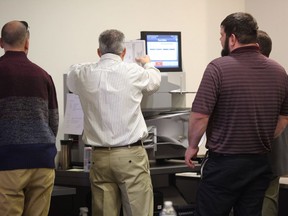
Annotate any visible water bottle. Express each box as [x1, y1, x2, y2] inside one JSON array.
[[79, 207, 88, 216], [159, 201, 177, 216]]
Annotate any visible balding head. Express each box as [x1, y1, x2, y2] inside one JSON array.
[[0, 20, 30, 52]]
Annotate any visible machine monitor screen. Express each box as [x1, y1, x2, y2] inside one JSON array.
[[140, 31, 182, 72]]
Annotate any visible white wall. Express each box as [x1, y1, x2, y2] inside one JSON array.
[[246, 0, 288, 71], [0, 0, 245, 148]]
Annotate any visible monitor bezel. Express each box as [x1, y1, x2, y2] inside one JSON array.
[[140, 31, 182, 72]]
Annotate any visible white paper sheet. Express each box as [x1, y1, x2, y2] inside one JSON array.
[[124, 40, 146, 65], [63, 93, 84, 135]]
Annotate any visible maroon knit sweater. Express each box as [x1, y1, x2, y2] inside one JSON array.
[[0, 51, 59, 170]]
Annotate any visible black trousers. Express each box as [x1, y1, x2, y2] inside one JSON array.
[[195, 152, 272, 216]]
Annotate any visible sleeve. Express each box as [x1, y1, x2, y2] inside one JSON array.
[[66, 64, 80, 94], [67, 63, 95, 94], [141, 62, 161, 95], [192, 62, 221, 115]]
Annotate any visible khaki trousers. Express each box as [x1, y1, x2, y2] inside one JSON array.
[[90, 146, 153, 216], [262, 176, 280, 216], [0, 168, 55, 216]]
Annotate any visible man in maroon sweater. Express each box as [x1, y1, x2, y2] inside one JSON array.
[[0, 20, 59, 216]]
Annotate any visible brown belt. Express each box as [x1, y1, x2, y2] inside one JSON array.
[[92, 140, 143, 150]]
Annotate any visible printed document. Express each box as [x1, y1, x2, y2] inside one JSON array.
[[63, 93, 84, 135], [124, 40, 146, 65]]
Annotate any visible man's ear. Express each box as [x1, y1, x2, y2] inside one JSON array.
[[97, 48, 102, 57], [230, 34, 237, 47], [24, 38, 29, 54], [0, 38, 4, 49], [120, 48, 126, 60]]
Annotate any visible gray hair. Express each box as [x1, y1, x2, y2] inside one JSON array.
[[98, 29, 125, 55]]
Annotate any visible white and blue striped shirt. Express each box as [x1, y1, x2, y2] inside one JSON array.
[[67, 53, 161, 147]]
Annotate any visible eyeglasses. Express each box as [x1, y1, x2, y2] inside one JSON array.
[[20, 21, 29, 31]]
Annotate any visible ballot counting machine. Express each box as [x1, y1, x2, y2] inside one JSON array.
[[62, 73, 201, 167], [140, 73, 197, 161], [142, 109, 188, 161], [62, 109, 191, 168]]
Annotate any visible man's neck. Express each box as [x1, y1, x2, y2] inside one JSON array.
[[231, 42, 258, 52]]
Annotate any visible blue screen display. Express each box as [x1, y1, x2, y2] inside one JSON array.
[[141, 31, 182, 72]]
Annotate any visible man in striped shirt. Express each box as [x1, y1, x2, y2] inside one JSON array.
[[185, 12, 288, 216], [67, 29, 161, 216]]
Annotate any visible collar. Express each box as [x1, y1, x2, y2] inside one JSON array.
[[4, 50, 27, 57], [231, 45, 260, 54], [100, 53, 122, 62]]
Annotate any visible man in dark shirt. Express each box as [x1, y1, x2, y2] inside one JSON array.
[[257, 29, 288, 216], [185, 12, 288, 216], [0, 20, 59, 216]]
